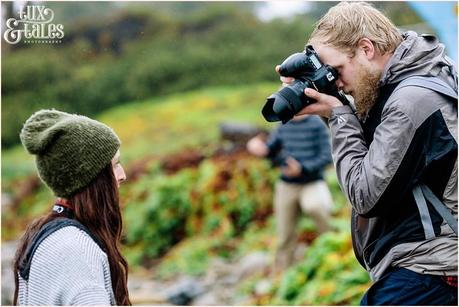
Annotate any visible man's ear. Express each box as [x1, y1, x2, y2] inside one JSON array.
[[358, 38, 375, 59]]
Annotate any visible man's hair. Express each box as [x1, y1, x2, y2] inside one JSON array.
[[308, 2, 402, 56]]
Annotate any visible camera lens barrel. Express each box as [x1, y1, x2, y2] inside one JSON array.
[[277, 86, 306, 113], [262, 80, 312, 123]]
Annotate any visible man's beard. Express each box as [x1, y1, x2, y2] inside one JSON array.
[[352, 63, 381, 120]]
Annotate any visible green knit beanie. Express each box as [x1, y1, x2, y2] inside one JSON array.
[[20, 109, 121, 198]]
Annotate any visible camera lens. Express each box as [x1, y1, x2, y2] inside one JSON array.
[[262, 81, 309, 123], [262, 93, 294, 123]]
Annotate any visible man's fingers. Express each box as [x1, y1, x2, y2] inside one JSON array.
[[275, 65, 281, 73], [276, 65, 296, 85], [304, 88, 320, 99], [295, 103, 323, 116], [280, 76, 295, 84]]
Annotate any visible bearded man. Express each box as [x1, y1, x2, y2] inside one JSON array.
[[280, 2, 458, 305]]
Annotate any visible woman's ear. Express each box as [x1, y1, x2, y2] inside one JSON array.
[[358, 38, 375, 59]]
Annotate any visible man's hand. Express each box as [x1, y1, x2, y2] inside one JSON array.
[[297, 88, 343, 118], [247, 136, 269, 157], [281, 157, 302, 177]]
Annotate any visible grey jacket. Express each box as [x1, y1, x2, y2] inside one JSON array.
[[329, 31, 458, 280]]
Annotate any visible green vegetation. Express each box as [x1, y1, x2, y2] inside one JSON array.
[[273, 232, 368, 305]]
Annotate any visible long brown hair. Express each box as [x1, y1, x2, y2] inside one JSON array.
[[13, 164, 131, 305]]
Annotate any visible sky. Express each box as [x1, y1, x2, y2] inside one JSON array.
[[255, 1, 311, 21]]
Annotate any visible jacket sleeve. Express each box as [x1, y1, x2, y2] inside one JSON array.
[[328, 86, 456, 217], [300, 121, 333, 173]]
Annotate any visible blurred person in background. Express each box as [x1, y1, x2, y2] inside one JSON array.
[[247, 114, 334, 274], [279, 2, 457, 305], [13, 109, 131, 305]]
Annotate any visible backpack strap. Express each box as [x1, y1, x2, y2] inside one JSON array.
[[420, 183, 458, 235], [396, 75, 457, 101], [412, 185, 436, 239], [18, 218, 104, 281], [412, 184, 458, 237]]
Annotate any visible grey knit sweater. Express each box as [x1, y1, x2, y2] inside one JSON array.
[[17, 226, 116, 305]]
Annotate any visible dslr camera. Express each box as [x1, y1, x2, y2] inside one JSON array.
[[262, 45, 349, 123]]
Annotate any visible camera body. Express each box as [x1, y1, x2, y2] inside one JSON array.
[[262, 45, 349, 123]]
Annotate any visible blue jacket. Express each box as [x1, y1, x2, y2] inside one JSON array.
[[266, 115, 332, 184]]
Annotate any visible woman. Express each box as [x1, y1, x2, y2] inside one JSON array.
[[13, 109, 131, 305]]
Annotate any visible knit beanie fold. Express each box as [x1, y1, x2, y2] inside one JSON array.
[[20, 109, 121, 197]]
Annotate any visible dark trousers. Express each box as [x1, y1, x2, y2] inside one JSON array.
[[361, 267, 458, 306]]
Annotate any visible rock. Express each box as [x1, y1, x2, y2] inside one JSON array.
[[201, 258, 234, 287], [192, 291, 219, 306], [2, 241, 19, 305], [219, 122, 267, 145], [1, 193, 13, 210], [164, 276, 204, 305], [254, 279, 272, 296], [294, 242, 309, 262], [236, 251, 270, 280], [128, 278, 169, 305]]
